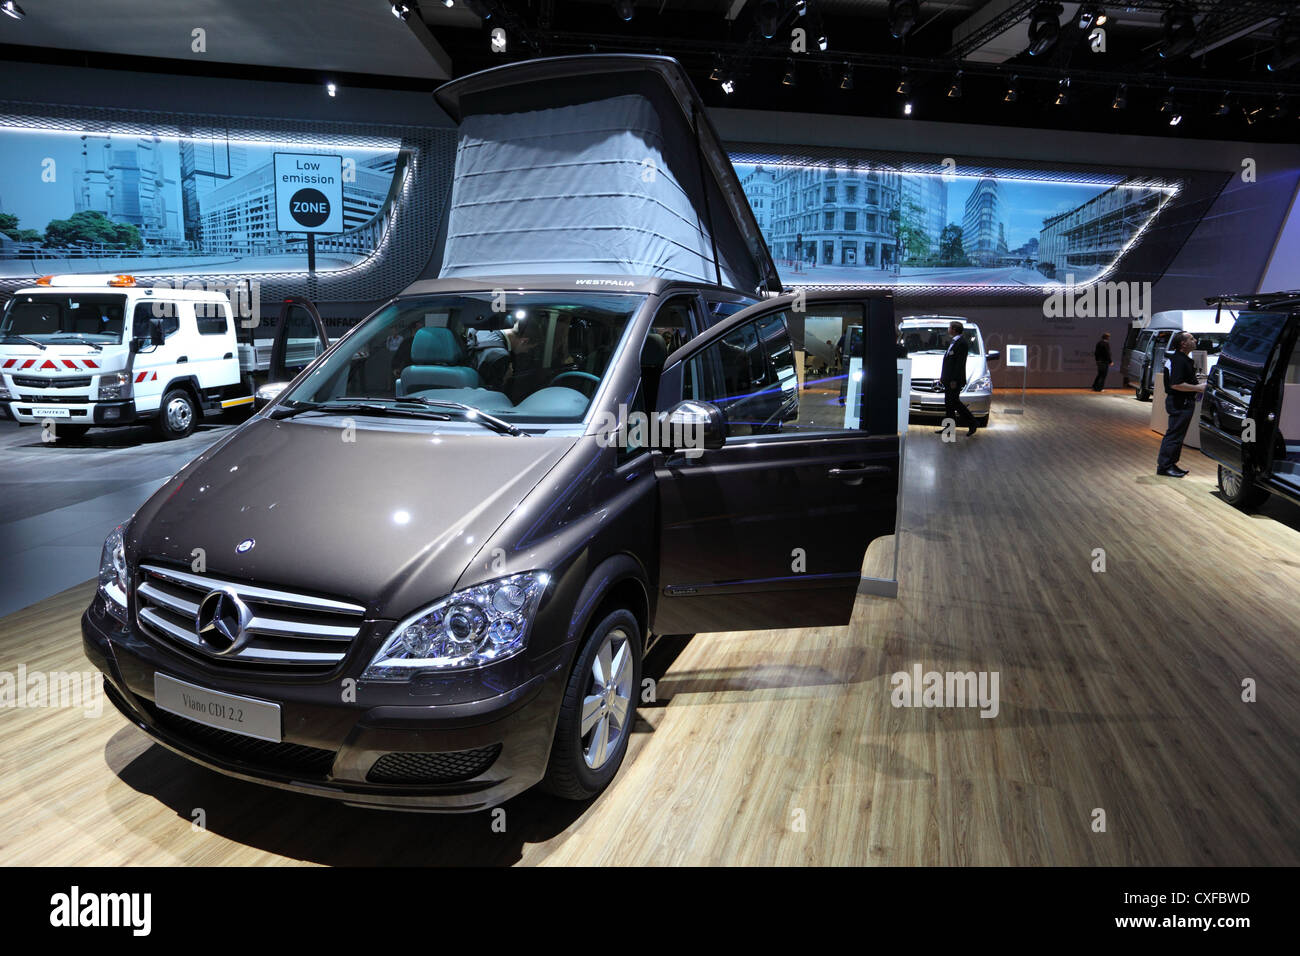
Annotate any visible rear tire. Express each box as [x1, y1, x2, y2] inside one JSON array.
[[1219, 465, 1269, 511], [541, 607, 642, 801], [155, 388, 197, 440]]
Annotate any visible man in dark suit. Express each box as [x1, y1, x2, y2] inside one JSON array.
[[1092, 332, 1113, 391], [936, 320, 977, 437], [1156, 331, 1206, 477]]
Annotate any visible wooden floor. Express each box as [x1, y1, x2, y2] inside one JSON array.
[[2, 389, 1297, 865]]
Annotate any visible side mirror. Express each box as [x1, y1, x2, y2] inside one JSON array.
[[986, 349, 1001, 362], [660, 400, 726, 455], [254, 382, 290, 410], [129, 338, 143, 354]]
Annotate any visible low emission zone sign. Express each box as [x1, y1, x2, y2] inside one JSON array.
[[274, 152, 343, 234]]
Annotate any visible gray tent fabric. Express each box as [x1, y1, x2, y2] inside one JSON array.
[[439, 93, 728, 284]]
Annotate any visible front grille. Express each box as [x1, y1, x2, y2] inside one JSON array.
[[139, 699, 336, 776], [13, 375, 92, 389], [911, 378, 945, 393], [135, 563, 367, 675], [18, 394, 91, 403], [366, 746, 502, 784]]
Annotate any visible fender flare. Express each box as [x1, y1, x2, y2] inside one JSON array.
[[565, 553, 651, 649]]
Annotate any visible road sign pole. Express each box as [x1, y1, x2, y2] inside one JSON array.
[[307, 233, 316, 274]]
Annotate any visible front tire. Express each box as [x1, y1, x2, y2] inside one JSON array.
[[156, 388, 197, 440], [541, 607, 642, 801], [1219, 465, 1269, 511]]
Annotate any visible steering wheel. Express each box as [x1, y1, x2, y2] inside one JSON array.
[[551, 370, 601, 396]]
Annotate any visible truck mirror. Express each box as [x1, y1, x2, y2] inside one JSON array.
[[987, 349, 1001, 362]]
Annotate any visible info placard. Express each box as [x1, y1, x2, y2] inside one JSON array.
[[273, 152, 344, 234]]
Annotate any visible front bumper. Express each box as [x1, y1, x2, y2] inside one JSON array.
[[908, 388, 992, 418], [6, 399, 138, 426], [82, 594, 569, 812]]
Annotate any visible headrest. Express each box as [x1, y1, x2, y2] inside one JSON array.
[[642, 332, 668, 367], [410, 327, 465, 365]]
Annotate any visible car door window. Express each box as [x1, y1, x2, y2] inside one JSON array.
[[132, 302, 179, 340], [683, 304, 867, 437]]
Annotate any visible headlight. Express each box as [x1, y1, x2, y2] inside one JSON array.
[[97, 371, 133, 401], [0, 385, 11, 401], [97, 523, 129, 622], [964, 370, 992, 393], [363, 571, 549, 679]]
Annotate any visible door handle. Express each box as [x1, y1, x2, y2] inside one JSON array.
[[176, 356, 188, 363], [829, 465, 890, 479]]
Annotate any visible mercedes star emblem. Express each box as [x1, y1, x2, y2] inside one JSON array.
[[195, 588, 253, 656]]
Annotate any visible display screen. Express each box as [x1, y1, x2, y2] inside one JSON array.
[[732, 157, 1177, 290], [0, 126, 404, 280]]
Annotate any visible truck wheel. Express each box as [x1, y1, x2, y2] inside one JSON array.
[[1219, 465, 1269, 511], [156, 388, 197, 440], [541, 607, 642, 801], [53, 424, 91, 442]]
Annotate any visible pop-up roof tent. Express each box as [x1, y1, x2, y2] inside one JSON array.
[[433, 55, 781, 295]]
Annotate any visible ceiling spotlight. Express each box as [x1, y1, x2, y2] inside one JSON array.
[[817, 32, 829, 51], [1111, 84, 1128, 109], [896, 70, 911, 96], [1055, 77, 1071, 106], [783, 60, 798, 87], [710, 63, 723, 82], [1028, 3, 1064, 57], [1242, 102, 1262, 126], [1269, 96, 1287, 121], [1169, 110, 1183, 127], [794, 0, 807, 15], [1003, 76, 1019, 103], [756, 0, 781, 39], [903, 101, 914, 116], [326, 82, 338, 97], [613, 0, 635, 21], [444, 0, 455, 7], [1077, 4, 1105, 31], [1159, 89, 1175, 113], [390, 1, 412, 19], [1, 1, 25, 19], [889, 0, 920, 40], [1215, 91, 1231, 116], [1157, 3, 1197, 60], [839, 65, 854, 91], [721, 79, 736, 95], [1266, 21, 1300, 72], [946, 70, 963, 98]]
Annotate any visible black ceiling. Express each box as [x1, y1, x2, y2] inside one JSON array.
[[3, 1, 1299, 142]]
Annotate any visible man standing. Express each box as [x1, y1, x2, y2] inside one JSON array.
[[936, 320, 977, 437], [1092, 332, 1113, 391], [1156, 331, 1206, 477]]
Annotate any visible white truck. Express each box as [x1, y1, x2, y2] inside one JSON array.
[[0, 275, 329, 441]]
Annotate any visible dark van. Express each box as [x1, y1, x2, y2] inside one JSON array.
[[82, 56, 902, 812], [1198, 292, 1300, 511]]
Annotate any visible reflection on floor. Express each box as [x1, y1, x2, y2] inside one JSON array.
[[0, 390, 1297, 865], [0, 419, 239, 617]]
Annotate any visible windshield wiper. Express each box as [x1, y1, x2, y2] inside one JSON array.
[[2, 332, 46, 350], [269, 398, 452, 422], [391, 397, 524, 436], [47, 334, 104, 351]]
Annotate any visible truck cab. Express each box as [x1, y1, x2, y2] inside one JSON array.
[[0, 274, 255, 440]]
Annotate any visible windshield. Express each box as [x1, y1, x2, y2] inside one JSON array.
[[281, 292, 645, 424], [900, 324, 979, 355], [1, 293, 128, 345]]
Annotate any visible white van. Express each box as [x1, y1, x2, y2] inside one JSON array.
[[0, 274, 254, 440], [1122, 308, 1236, 401], [898, 315, 1000, 426]]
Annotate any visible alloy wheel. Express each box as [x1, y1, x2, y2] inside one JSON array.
[[580, 626, 633, 770]]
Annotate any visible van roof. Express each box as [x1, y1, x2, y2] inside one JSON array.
[[1147, 309, 1237, 332], [399, 274, 756, 299]]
